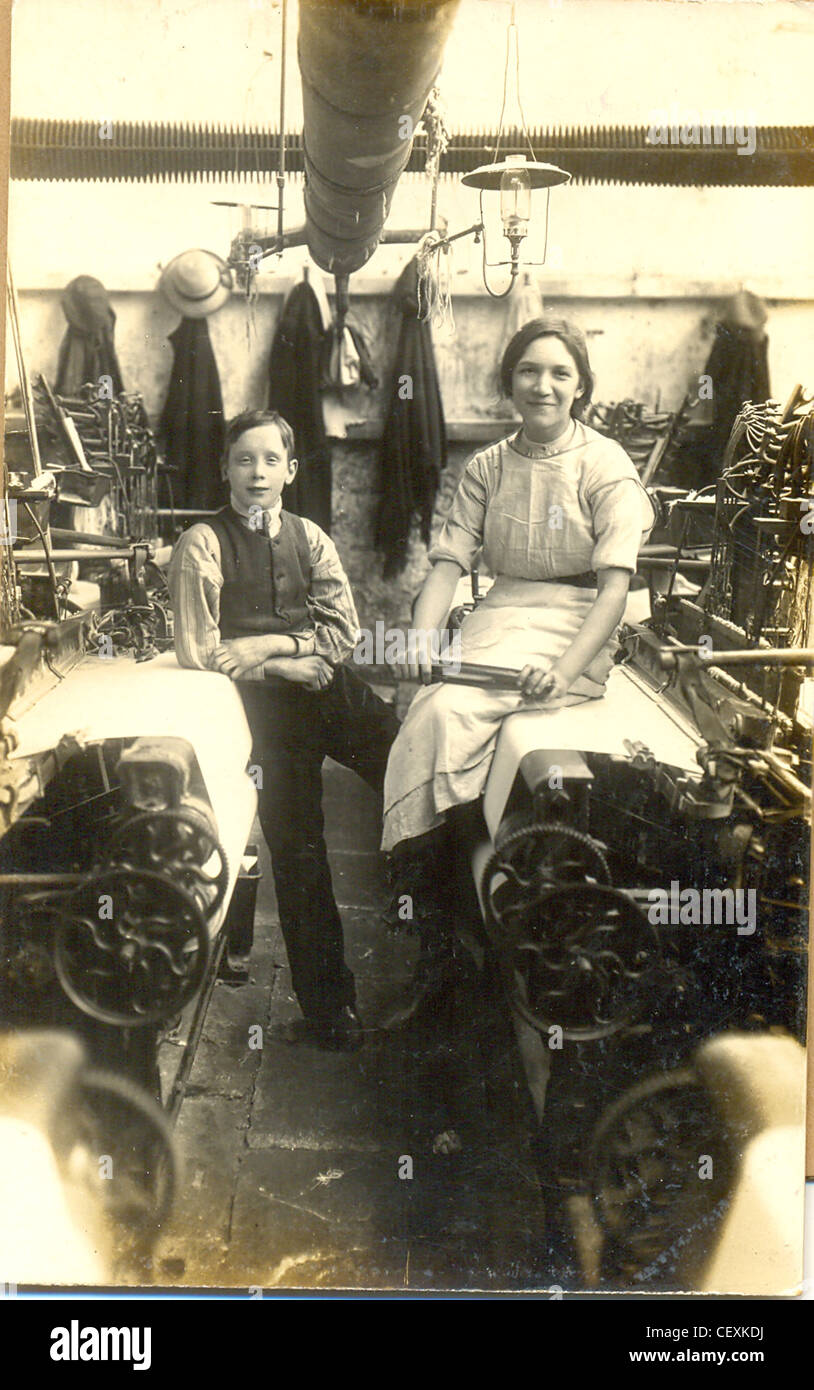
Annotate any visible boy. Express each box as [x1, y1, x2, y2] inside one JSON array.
[[168, 409, 399, 1050]]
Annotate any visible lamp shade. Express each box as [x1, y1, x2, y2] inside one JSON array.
[[461, 156, 571, 190]]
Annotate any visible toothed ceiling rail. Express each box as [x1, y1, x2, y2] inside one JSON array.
[[10, 119, 814, 188]]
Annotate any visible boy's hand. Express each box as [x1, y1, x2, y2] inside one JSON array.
[[278, 655, 334, 691], [213, 637, 275, 679]]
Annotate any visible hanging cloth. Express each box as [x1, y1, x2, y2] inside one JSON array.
[[54, 276, 125, 397], [375, 257, 447, 578], [704, 319, 770, 478], [267, 279, 332, 532], [321, 320, 379, 393], [159, 318, 226, 510], [502, 271, 544, 353]]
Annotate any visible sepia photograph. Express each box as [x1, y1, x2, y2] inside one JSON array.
[[1, 0, 812, 1312]]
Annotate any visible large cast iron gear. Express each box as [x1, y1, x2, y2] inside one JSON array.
[[52, 868, 210, 1027], [588, 1067, 736, 1283], [510, 883, 661, 1043], [481, 820, 610, 946], [102, 806, 229, 923]]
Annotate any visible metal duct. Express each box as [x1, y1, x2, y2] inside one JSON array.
[[10, 118, 814, 188], [297, 0, 461, 275]]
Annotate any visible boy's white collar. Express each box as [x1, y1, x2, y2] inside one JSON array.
[[229, 494, 283, 536]]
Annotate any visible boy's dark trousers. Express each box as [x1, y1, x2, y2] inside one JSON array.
[[238, 664, 399, 1027]]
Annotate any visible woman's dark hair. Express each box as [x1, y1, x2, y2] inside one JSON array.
[[222, 409, 296, 463], [500, 316, 595, 419]]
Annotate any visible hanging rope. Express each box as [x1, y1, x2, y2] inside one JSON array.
[[414, 86, 454, 329], [423, 85, 449, 232], [416, 232, 455, 332]]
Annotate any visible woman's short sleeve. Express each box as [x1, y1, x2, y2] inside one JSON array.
[[584, 443, 656, 572], [428, 452, 490, 571]]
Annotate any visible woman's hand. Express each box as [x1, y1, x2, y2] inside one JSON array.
[[393, 629, 436, 685], [518, 662, 569, 703], [394, 560, 466, 686], [213, 636, 275, 679]]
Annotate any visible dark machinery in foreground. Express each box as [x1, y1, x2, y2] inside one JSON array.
[[466, 391, 812, 1289], [1, 367, 259, 1279]]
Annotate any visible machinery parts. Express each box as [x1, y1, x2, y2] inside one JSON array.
[[0, 1029, 178, 1282], [47, 867, 211, 1027], [481, 819, 610, 947], [11, 118, 814, 188], [297, 0, 462, 275], [509, 882, 662, 1044], [102, 806, 229, 924], [588, 1065, 736, 1285], [74, 1066, 177, 1235], [585, 1031, 805, 1290]]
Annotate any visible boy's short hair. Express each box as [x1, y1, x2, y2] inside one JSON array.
[[222, 409, 296, 462]]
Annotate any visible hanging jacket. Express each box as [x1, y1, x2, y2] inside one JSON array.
[[375, 257, 447, 578], [55, 276, 125, 397], [267, 280, 332, 532], [159, 317, 226, 510], [704, 320, 770, 477]]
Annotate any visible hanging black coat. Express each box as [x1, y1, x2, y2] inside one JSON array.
[[159, 318, 226, 510], [705, 321, 771, 477], [55, 276, 125, 397], [375, 258, 447, 578], [267, 280, 332, 532]]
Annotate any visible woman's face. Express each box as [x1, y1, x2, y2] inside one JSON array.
[[510, 334, 584, 442]]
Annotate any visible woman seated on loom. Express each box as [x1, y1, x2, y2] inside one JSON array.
[[381, 315, 655, 1022]]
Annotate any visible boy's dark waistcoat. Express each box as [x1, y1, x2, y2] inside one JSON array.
[[207, 506, 311, 638]]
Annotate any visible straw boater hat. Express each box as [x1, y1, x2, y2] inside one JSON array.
[[159, 249, 233, 318]]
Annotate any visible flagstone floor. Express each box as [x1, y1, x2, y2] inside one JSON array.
[[154, 750, 549, 1294]]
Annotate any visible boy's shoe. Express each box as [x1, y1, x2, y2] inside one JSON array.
[[312, 1005, 364, 1053], [269, 1008, 364, 1051]]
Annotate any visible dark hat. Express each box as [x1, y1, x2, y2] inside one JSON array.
[[61, 276, 116, 334]]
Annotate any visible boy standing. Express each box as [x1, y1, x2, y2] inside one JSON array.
[[168, 409, 399, 1050]]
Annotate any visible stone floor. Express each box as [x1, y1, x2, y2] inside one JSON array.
[[154, 752, 549, 1293]]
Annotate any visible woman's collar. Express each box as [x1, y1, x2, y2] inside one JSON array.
[[511, 419, 578, 459]]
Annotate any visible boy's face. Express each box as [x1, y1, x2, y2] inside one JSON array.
[[224, 423, 297, 514]]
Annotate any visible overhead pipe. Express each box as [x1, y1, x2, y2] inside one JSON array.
[[296, 0, 461, 276]]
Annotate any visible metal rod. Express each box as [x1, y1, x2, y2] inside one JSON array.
[[277, 0, 288, 248], [156, 509, 219, 518], [6, 260, 43, 478], [747, 752, 811, 801], [49, 528, 131, 548], [638, 556, 710, 572], [428, 660, 523, 690], [379, 228, 430, 245], [425, 219, 484, 252], [0, 873, 85, 886], [166, 928, 229, 1123], [14, 547, 138, 562], [659, 647, 814, 670]]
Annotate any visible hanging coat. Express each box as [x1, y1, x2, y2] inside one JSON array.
[[159, 318, 226, 510], [267, 280, 332, 532], [375, 257, 447, 578], [704, 320, 770, 476], [54, 276, 125, 397]]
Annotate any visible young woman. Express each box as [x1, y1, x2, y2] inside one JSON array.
[[381, 316, 655, 1019]]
